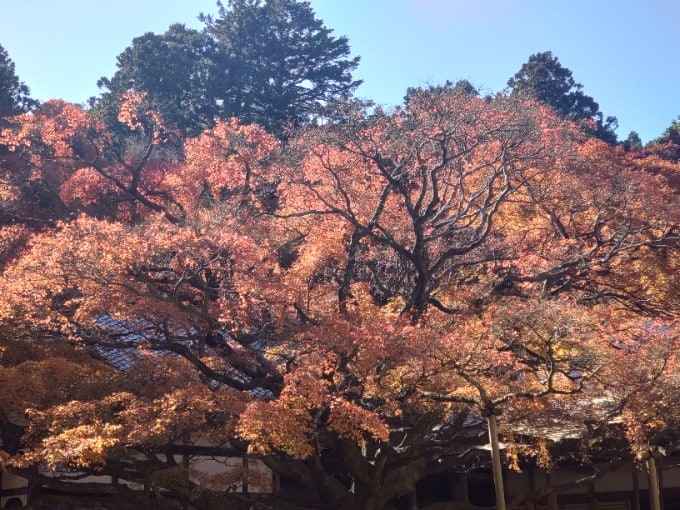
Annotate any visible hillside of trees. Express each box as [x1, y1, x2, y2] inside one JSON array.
[[1, 1, 679, 510]]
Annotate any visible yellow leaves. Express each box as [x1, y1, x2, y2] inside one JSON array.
[[35, 421, 123, 470], [328, 398, 389, 444], [237, 400, 315, 458], [18, 376, 248, 471]]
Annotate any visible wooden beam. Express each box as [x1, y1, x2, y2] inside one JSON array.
[[487, 414, 507, 510]]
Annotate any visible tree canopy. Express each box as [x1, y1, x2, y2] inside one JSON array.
[[1, 10, 680, 508], [646, 116, 680, 162], [1, 87, 679, 509]]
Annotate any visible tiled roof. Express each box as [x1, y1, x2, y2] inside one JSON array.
[[88, 315, 275, 398]]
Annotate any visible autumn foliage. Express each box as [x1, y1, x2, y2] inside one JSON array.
[[1, 89, 679, 510]]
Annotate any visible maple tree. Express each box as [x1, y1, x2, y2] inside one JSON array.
[[0, 88, 679, 510]]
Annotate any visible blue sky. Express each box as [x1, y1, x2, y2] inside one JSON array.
[[1, 0, 678, 143]]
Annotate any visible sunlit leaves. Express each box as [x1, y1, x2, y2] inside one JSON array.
[[0, 88, 679, 507]]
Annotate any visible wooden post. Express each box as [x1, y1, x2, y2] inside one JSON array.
[[143, 467, 151, 510], [487, 413, 507, 510], [658, 457, 665, 510], [648, 455, 662, 510], [546, 472, 558, 510], [632, 463, 640, 510], [242, 456, 249, 494], [408, 489, 418, 510], [453, 472, 469, 505], [526, 467, 536, 510], [588, 480, 598, 510]]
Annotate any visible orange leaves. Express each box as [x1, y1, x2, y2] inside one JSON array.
[[234, 316, 412, 457], [179, 118, 280, 207], [18, 359, 249, 470], [59, 167, 116, 207], [118, 91, 169, 144], [236, 362, 332, 457], [30, 421, 123, 470], [1, 86, 679, 486], [0, 100, 95, 173], [328, 398, 389, 444], [117, 92, 150, 130], [236, 400, 315, 458], [0, 216, 135, 326], [236, 343, 390, 457], [278, 92, 584, 320]]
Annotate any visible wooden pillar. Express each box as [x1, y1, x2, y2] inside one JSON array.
[[143, 468, 151, 510], [648, 455, 662, 510], [242, 456, 249, 494], [487, 413, 507, 510], [632, 463, 641, 510], [182, 434, 190, 469], [273, 472, 281, 495], [588, 480, 599, 510], [408, 489, 418, 510], [658, 457, 665, 510], [453, 472, 469, 505], [526, 467, 536, 510], [546, 472, 558, 510]]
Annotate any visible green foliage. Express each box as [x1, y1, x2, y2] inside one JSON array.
[[95, 0, 361, 137], [647, 116, 680, 161], [404, 79, 479, 105], [622, 130, 643, 151], [508, 51, 617, 144], [652, 116, 680, 146], [202, 0, 361, 134], [94, 24, 217, 138], [0, 43, 37, 116]]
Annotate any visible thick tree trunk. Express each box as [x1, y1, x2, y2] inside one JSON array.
[[487, 414, 506, 510], [647, 455, 662, 510]]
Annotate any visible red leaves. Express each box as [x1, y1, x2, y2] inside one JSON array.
[[179, 118, 280, 208], [1, 90, 679, 483]]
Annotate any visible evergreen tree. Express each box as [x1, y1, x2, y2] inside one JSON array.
[[622, 130, 643, 151], [404, 79, 479, 105], [95, 0, 361, 137], [508, 51, 617, 144], [652, 116, 680, 146], [93, 24, 217, 137], [0, 43, 37, 116], [202, 0, 361, 134], [647, 116, 680, 161]]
